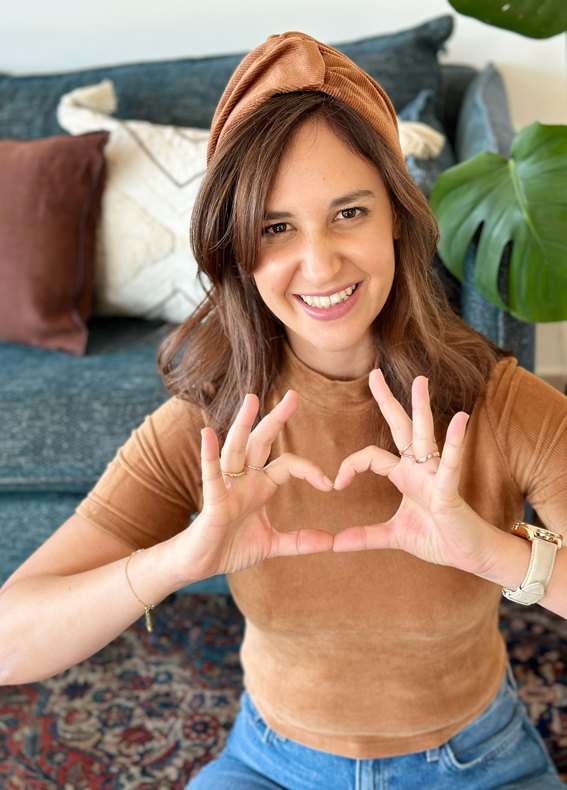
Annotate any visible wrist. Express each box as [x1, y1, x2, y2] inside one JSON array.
[[472, 524, 532, 588], [128, 540, 186, 604], [161, 530, 203, 590]]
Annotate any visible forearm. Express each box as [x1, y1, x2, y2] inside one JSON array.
[[475, 523, 567, 619], [0, 538, 187, 685]]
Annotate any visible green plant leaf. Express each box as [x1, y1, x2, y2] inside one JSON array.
[[429, 122, 567, 322], [448, 0, 567, 38]]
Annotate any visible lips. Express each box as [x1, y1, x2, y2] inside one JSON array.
[[293, 281, 363, 322]]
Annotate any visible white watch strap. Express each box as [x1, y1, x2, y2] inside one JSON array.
[[502, 537, 558, 605]]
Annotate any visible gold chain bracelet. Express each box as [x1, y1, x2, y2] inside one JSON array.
[[125, 548, 163, 633]]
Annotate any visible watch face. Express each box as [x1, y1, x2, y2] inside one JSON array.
[[512, 521, 563, 548]]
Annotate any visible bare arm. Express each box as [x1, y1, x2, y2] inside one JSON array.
[[0, 390, 334, 686], [0, 513, 185, 685]]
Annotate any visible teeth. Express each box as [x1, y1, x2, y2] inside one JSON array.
[[299, 284, 357, 308]]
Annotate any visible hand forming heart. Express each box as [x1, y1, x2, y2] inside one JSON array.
[[170, 372, 499, 588], [332, 369, 496, 576]]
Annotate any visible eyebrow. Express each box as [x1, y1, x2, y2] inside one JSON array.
[[263, 189, 376, 221]]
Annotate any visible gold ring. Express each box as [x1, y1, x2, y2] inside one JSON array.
[[244, 463, 265, 471], [415, 451, 441, 464], [399, 438, 438, 458], [221, 469, 246, 477]]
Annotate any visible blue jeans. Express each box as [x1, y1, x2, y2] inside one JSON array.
[[186, 663, 564, 789]]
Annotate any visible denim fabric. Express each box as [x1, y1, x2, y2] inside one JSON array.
[[0, 17, 453, 141], [186, 663, 564, 790]]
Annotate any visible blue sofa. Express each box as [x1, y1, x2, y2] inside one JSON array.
[[0, 16, 534, 592]]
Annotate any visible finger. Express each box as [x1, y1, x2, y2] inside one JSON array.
[[268, 527, 334, 558], [220, 394, 259, 474], [333, 524, 393, 552], [368, 369, 413, 452], [264, 453, 334, 491], [333, 446, 399, 490], [433, 412, 469, 500], [200, 428, 229, 512], [411, 376, 437, 461], [245, 390, 298, 469]]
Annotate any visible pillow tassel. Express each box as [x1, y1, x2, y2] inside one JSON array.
[[397, 120, 445, 160]]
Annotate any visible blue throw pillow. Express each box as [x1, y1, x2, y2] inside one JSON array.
[[398, 88, 456, 197], [454, 62, 514, 161], [0, 16, 453, 141]]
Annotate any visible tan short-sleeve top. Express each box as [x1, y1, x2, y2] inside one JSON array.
[[77, 341, 567, 758]]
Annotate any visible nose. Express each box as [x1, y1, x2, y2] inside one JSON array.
[[299, 231, 344, 287]]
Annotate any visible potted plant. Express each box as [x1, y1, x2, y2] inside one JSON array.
[[430, 2, 567, 332]]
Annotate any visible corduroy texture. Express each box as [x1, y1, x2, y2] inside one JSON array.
[[0, 132, 108, 355], [77, 342, 567, 759], [207, 31, 405, 166]]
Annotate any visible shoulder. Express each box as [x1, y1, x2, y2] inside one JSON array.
[[482, 356, 567, 423], [121, 395, 210, 466], [485, 357, 567, 412]]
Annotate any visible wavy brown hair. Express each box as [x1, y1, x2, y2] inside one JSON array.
[[157, 91, 512, 446]]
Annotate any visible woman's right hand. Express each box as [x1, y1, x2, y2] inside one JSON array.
[[168, 390, 335, 584]]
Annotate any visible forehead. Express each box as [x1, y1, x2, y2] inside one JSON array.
[[267, 118, 386, 203]]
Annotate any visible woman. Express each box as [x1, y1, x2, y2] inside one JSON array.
[[1, 32, 565, 790]]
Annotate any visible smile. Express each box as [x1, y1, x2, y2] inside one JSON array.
[[298, 284, 358, 309], [293, 281, 363, 322]]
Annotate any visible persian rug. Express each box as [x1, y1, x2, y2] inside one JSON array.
[[0, 594, 565, 790]]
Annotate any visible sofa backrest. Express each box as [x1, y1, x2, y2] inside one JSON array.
[[0, 16, 457, 140]]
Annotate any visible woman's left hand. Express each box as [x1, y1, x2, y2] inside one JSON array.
[[332, 370, 499, 576]]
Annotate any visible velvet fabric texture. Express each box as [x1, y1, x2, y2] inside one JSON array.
[[207, 31, 405, 166], [76, 341, 567, 758], [0, 131, 108, 354]]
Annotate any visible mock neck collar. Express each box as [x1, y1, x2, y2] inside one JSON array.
[[277, 339, 374, 413]]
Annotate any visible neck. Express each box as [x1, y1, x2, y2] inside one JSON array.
[[285, 331, 376, 381]]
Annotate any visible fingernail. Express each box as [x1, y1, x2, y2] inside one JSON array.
[[323, 476, 334, 487]]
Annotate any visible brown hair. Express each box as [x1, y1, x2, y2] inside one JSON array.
[[157, 91, 512, 446]]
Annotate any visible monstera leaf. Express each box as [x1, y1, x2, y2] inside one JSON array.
[[448, 0, 567, 38], [429, 122, 567, 322]]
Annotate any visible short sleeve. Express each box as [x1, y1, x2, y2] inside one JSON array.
[[76, 396, 207, 549], [485, 357, 567, 534]]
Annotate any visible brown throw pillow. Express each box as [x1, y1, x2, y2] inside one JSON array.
[[0, 131, 108, 355]]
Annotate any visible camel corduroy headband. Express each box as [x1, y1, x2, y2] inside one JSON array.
[[206, 31, 406, 167]]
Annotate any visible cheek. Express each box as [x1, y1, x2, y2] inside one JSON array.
[[254, 254, 294, 302]]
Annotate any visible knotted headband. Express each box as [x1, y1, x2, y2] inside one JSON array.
[[206, 31, 406, 166]]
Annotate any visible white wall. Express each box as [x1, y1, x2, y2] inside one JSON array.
[[2, 0, 566, 375]]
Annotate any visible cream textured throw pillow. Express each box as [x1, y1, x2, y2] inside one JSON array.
[[58, 80, 209, 323], [58, 81, 444, 323]]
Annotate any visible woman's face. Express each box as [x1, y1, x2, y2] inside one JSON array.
[[253, 117, 400, 379]]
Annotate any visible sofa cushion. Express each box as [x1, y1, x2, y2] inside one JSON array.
[[455, 62, 515, 162], [398, 88, 456, 197], [0, 16, 454, 141], [0, 318, 171, 493], [57, 80, 209, 324], [0, 131, 108, 355]]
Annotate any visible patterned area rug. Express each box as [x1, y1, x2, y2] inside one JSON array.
[[1, 595, 565, 789]]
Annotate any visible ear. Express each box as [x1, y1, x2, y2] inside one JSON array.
[[392, 209, 401, 240]]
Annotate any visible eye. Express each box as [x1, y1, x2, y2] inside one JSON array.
[[262, 222, 290, 236], [337, 206, 368, 220]]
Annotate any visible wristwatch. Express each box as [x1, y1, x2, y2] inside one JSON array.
[[502, 521, 563, 606]]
